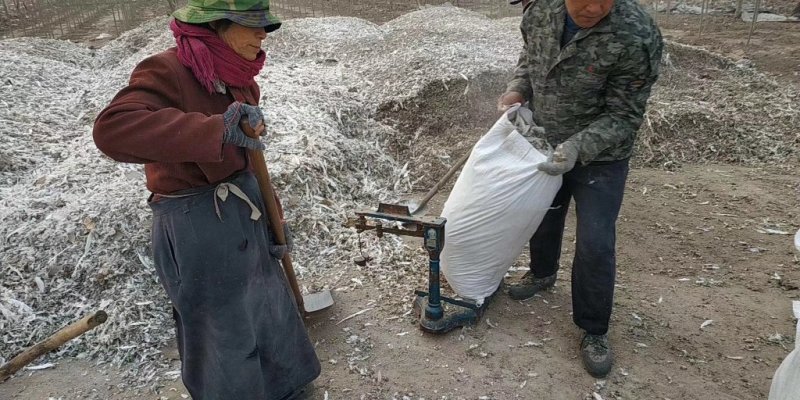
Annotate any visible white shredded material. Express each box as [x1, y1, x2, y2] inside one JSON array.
[[1, 5, 797, 389]]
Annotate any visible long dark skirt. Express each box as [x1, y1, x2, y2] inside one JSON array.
[[149, 171, 320, 400]]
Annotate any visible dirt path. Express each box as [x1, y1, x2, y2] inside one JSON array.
[[1, 164, 797, 400]]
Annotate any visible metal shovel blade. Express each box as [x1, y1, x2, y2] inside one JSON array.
[[303, 290, 334, 313], [399, 199, 424, 216]]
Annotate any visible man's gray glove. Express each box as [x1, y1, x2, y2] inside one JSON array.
[[538, 139, 580, 176], [222, 102, 266, 151], [505, 103, 546, 145]]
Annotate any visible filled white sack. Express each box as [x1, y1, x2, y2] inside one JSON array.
[[768, 300, 800, 400], [440, 113, 562, 304], [768, 231, 800, 400]]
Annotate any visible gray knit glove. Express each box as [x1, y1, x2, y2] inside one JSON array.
[[506, 103, 547, 147], [222, 102, 266, 151], [269, 223, 294, 259], [283, 223, 294, 254], [538, 139, 580, 176]]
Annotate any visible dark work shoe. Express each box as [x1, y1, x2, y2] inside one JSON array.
[[580, 333, 613, 378], [282, 383, 315, 400], [508, 272, 556, 300]]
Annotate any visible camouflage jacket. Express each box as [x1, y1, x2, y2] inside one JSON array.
[[507, 0, 663, 163]]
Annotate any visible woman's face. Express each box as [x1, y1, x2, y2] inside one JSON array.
[[216, 22, 267, 61]]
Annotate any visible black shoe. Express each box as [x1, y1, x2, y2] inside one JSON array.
[[282, 383, 315, 400], [580, 333, 613, 378], [508, 272, 556, 300]]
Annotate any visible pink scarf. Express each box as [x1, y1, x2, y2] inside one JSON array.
[[170, 20, 266, 94]]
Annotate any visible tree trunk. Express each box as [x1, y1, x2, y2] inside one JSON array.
[[653, 0, 658, 23], [747, 0, 760, 50], [735, 0, 744, 18], [665, 0, 671, 25], [699, 0, 708, 35], [792, 2, 800, 17]]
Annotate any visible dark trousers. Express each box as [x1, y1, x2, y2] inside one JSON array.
[[149, 172, 320, 400], [529, 158, 629, 335]]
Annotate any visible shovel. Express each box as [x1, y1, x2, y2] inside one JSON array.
[[393, 104, 538, 216], [398, 151, 470, 216], [246, 139, 333, 315]]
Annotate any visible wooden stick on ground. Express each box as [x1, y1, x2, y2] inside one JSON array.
[[0, 310, 108, 382]]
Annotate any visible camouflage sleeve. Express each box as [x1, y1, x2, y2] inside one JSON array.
[[506, 29, 533, 100], [571, 37, 662, 164]]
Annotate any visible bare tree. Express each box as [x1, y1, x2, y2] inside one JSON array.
[[747, 0, 760, 50], [793, 1, 800, 17], [699, 0, 708, 34], [735, 0, 744, 18], [652, 0, 658, 23]]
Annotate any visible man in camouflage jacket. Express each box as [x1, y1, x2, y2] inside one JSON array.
[[501, 0, 663, 378]]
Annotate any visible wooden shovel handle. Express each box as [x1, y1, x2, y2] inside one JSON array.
[[246, 144, 306, 314], [413, 151, 470, 214], [0, 310, 107, 382]]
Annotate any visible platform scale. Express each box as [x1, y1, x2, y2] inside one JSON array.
[[347, 203, 491, 334]]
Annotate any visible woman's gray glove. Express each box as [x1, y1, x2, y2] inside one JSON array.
[[283, 223, 294, 254], [269, 223, 294, 259], [222, 102, 266, 151]]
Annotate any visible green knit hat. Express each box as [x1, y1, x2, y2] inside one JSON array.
[[173, 0, 281, 32]]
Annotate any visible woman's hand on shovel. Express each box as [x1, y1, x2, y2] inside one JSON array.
[[240, 118, 265, 138], [222, 102, 266, 150]]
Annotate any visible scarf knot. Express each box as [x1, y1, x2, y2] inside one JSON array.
[[170, 20, 265, 94]]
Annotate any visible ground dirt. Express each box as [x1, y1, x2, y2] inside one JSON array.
[[2, 164, 798, 400], [1, 6, 799, 400]]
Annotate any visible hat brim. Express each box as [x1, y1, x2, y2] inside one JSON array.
[[173, 5, 281, 32]]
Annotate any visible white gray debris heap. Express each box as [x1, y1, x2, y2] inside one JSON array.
[[0, 6, 522, 388]]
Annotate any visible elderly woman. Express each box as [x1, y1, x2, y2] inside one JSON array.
[[92, 1, 320, 398]]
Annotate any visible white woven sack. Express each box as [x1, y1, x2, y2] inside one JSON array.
[[440, 114, 562, 304], [768, 300, 800, 400]]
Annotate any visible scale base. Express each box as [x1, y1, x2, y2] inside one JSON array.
[[412, 294, 486, 334]]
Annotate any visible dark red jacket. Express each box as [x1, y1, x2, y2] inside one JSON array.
[[93, 47, 260, 195]]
